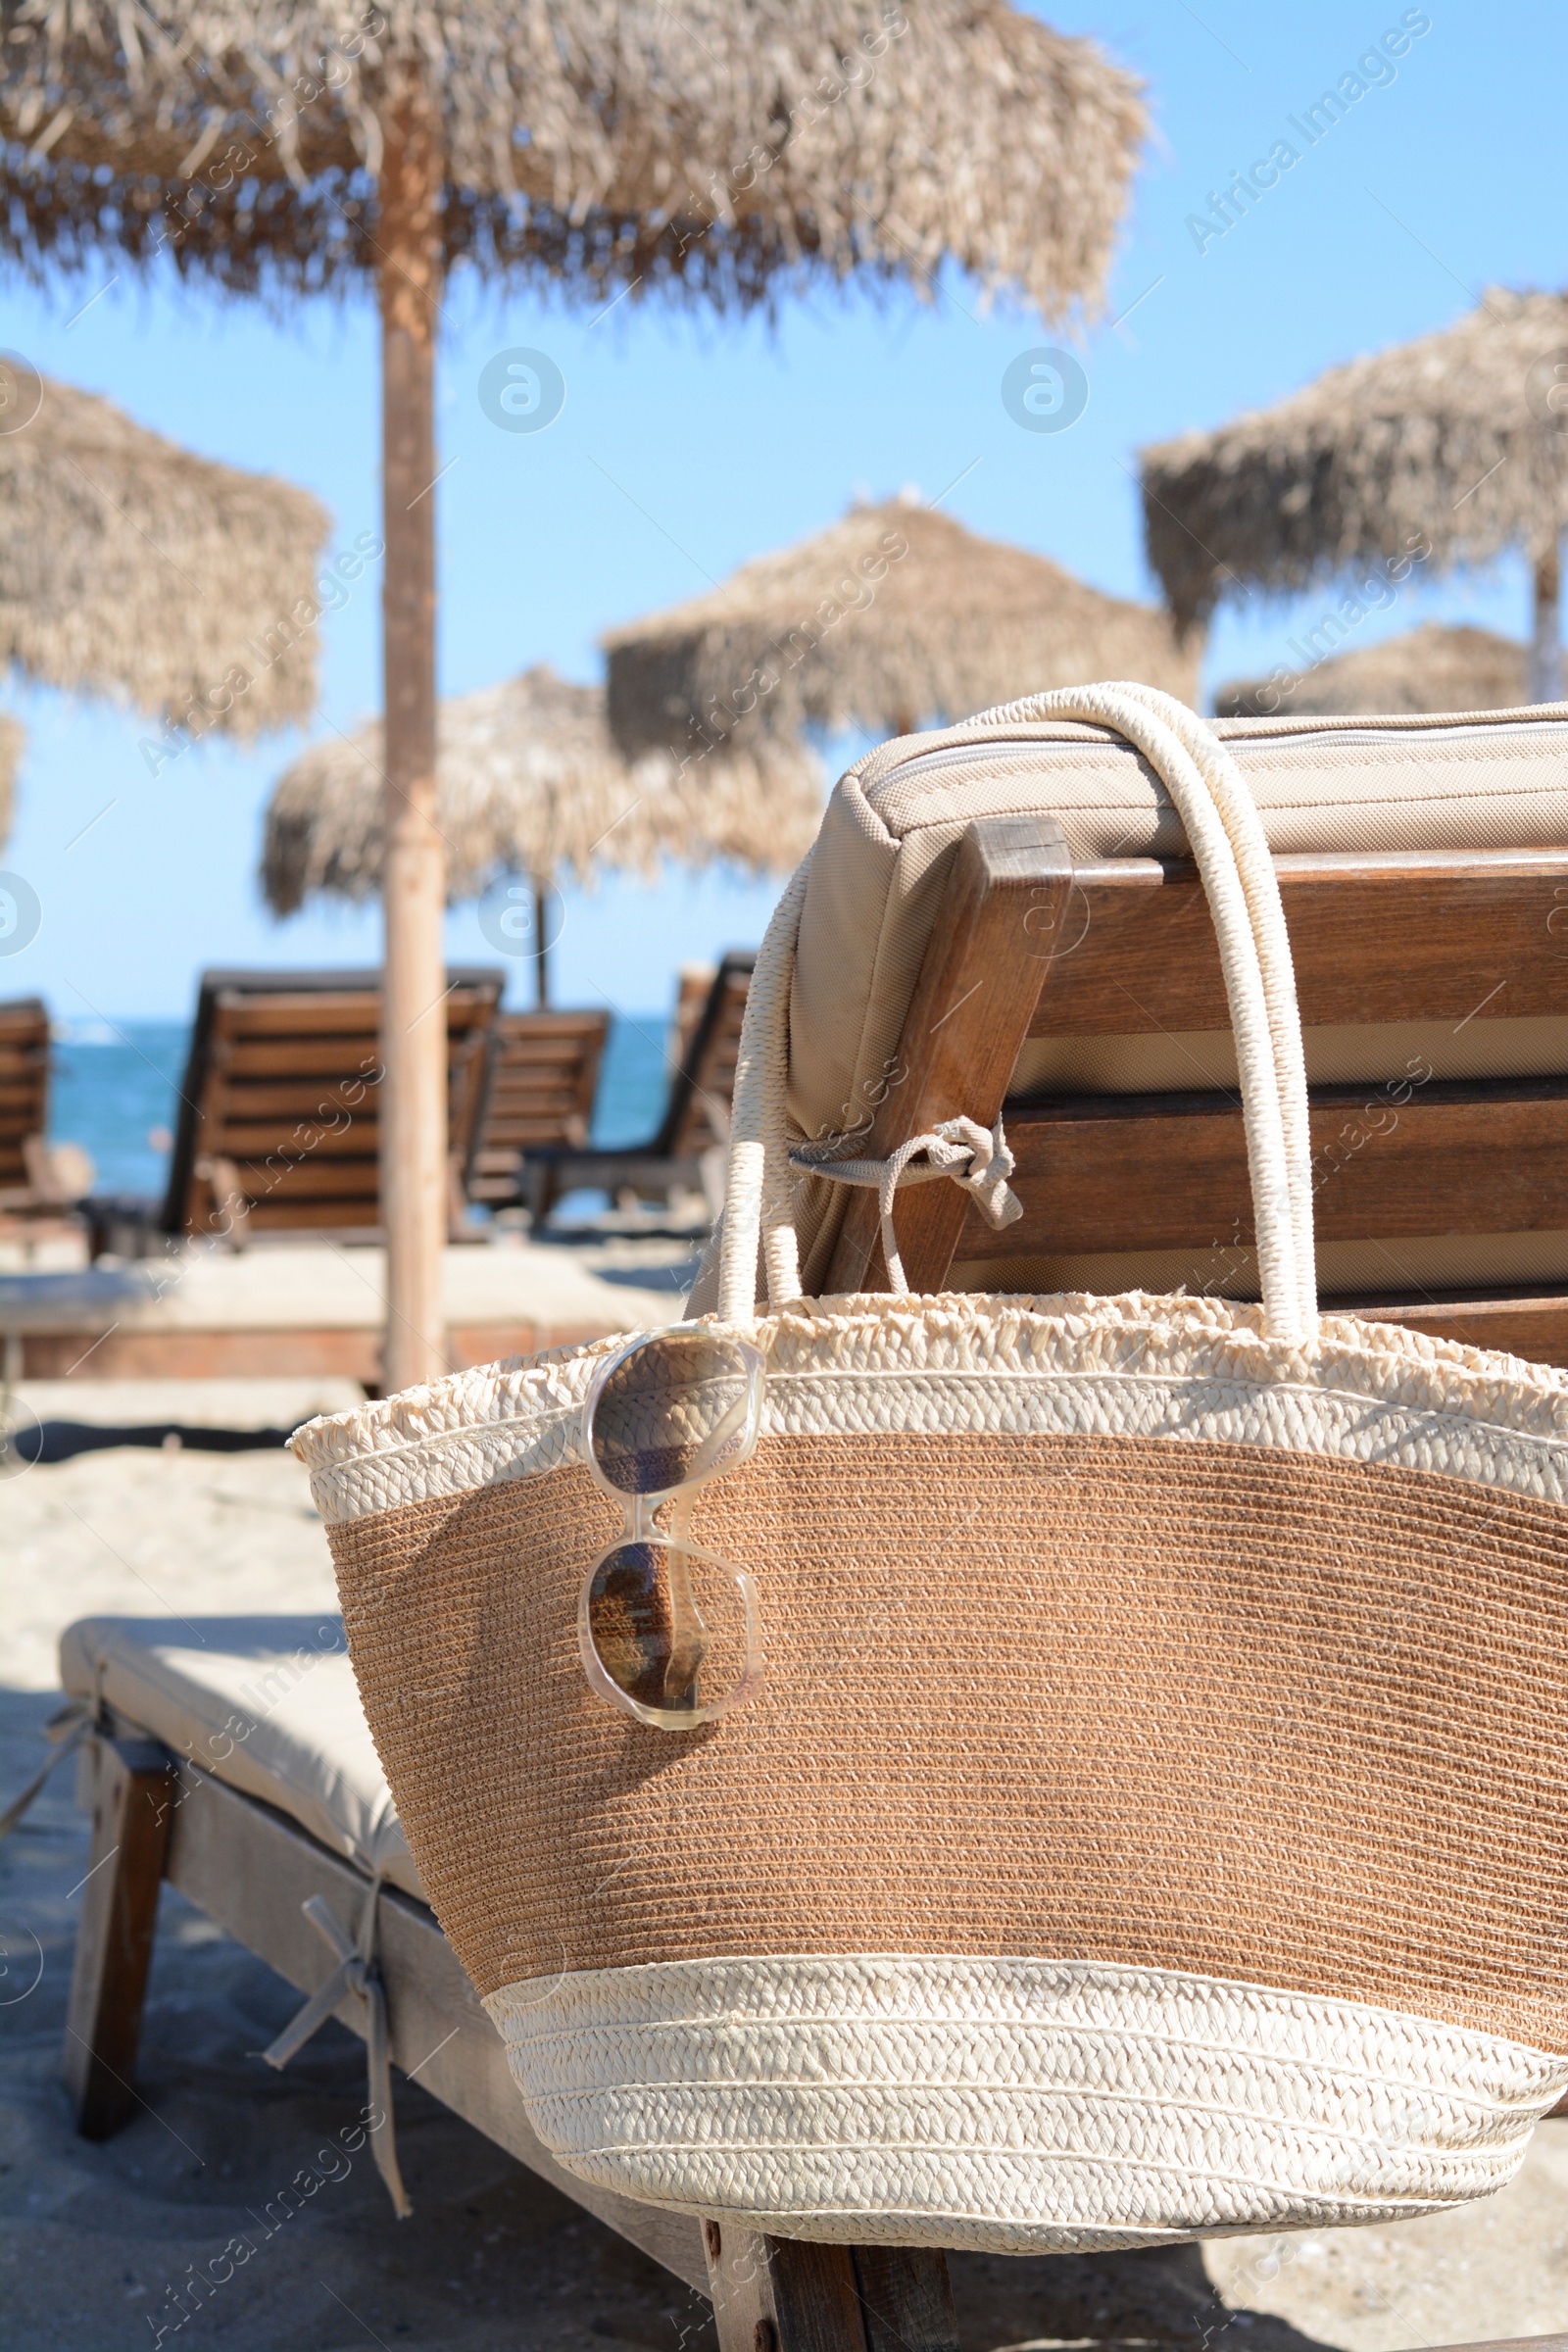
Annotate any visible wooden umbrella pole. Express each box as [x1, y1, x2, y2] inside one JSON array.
[[1532, 544, 1563, 706], [378, 59, 448, 1394], [534, 880, 550, 1008]]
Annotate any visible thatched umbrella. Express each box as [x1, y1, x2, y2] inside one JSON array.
[[0, 2, 1144, 1390], [0, 716, 24, 853], [606, 500, 1196, 760], [1141, 290, 1568, 703], [0, 368, 321, 872], [261, 663, 821, 1003], [0, 372, 326, 737], [1214, 622, 1529, 720]]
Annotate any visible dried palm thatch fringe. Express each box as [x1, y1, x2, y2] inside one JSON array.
[[0, 713, 23, 850], [0, 3, 1145, 313], [261, 662, 822, 912], [605, 500, 1198, 759], [0, 375, 327, 733], [1142, 289, 1568, 634], [1214, 622, 1530, 720]]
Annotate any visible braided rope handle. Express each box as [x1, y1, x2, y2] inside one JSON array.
[[977, 683, 1316, 1341], [718, 854, 810, 1323], [719, 684, 1317, 1347]]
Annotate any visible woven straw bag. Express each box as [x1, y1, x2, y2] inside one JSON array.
[[294, 683, 1568, 2255]]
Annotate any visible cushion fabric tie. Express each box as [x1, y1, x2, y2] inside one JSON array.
[[262, 1883, 412, 2218], [0, 1700, 93, 1842], [791, 1115, 1021, 1294]]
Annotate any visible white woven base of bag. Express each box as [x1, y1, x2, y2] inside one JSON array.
[[488, 1951, 1563, 2253]]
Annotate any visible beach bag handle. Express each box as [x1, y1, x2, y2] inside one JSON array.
[[718, 682, 1318, 1348]]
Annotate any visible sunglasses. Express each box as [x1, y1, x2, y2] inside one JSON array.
[[579, 1328, 767, 1731]]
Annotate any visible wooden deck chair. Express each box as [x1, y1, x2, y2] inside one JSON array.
[[464, 1008, 611, 1206], [150, 966, 504, 1247], [50, 1601, 1568, 2352], [669, 960, 717, 1074], [521, 952, 753, 1223], [44, 831, 1568, 2351], [819, 816, 1568, 1371], [50, 1612, 965, 2352], [0, 994, 92, 1231]]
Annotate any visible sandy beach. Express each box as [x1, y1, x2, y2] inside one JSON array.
[[3, 1377, 1568, 2350]]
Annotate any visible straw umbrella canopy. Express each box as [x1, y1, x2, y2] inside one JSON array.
[[0, 716, 23, 853], [1214, 622, 1529, 720], [0, 368, 322, 872], [0, 3, 1145, 1389], [1141, 290, 1568, 702], [0, 371, 326, 737], [260, 663, 822, 1003], [605, 500, 1197, 760], [0, 7, 1144, 307]]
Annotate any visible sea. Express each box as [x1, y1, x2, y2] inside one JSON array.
[[50, 1013, 672, 1205]]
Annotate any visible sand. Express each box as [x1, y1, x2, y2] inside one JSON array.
[[4, 1384, 1568, 2349]]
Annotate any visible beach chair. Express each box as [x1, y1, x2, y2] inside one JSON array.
[[463, 1007, 611, 1207], [520, 952, 753, 1224], [0, 994, 93, 1234], [53, 1614, 960, 2351], [95, 966, 504, 1251], [669, 959, 718, 1072], [49, 814, 1568, 2352]]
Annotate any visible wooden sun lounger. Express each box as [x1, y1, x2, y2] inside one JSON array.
[[60, 1620, 960, 2352], [59, 1710, 1568, 2352], [0, 995, 49, 1205], [521, 952, 753, 1223], [52, 831, 1568, 2352], [464, 1008, 611, 1206], [0, 994, 89, 1237], [93, 966, 505, 1252], [71, 1728, 965, 2351]]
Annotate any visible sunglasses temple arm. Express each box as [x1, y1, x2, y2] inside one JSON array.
[[663, 1493, 710, 1707]]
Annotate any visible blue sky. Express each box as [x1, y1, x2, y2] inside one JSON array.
[[0, 0, 1562, 1019]]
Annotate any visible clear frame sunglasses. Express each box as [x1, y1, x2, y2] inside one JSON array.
[[578, 1327, 766, 1731]]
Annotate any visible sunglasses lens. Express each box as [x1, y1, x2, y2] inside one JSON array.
[[581, 1540, 762, 1728], [587, 1331, 760, 1497]]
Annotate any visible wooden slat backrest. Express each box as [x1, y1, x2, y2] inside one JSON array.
[[163, 967, 504, 1235], [669, 963, 716, 1075], [1030, 848, 1568, 1033], [466, 1009, 612, 1200], [662, 954, 755, 1158], [0, 994, 49, 1187], [821, 826, 1568, 1364], [477, 1010, 610, 1149]]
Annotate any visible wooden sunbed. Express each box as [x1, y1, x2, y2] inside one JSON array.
[[53, 827, 1568, 2352], [120, 966, 505, 1248], [0, 994, 90, 1234], [58, 1615, 958, 2351], [0, 994, 48, 1204], [670, 959, 718, 1073], [521, 952, 752, 1222], [464, 1008, 611, 1206]]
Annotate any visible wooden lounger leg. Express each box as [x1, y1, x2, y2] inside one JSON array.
[[705, 2224, 957, 2352], [64, 1736, 176, 2140], [847, 2246, 959, 2352]]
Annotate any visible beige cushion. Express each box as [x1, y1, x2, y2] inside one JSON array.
[[1011, 1012, 1568, 1097], [784, 710, 1568, 1296], [58, 1614, 423, 1900]]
